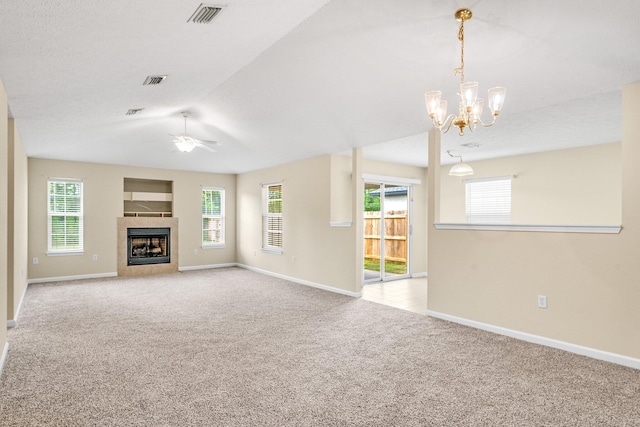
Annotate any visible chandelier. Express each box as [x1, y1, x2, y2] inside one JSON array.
[[425, 8, 506, 136]]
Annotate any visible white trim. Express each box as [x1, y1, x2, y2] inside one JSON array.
[[237, 264, 362, 298], [464, 175, 513, 183], [28, 272, 118, 285], [411, 272, 428, 278], [434, 223, 622, 234], [179, 263, 238, 272], [46, 251, 84, 256], [362, 173, 421, 186], [7, 320, 16, 328], [261, 248, 283, 255], [49, 176, 82, 182], [202, 244, 226, 249], [329, 221, 352, 227], [13, 282, 29, 322], [427, 310, 640, 370], [0, 343, 8, 378]]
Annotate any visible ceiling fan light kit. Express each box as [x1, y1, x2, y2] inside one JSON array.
[[425, 8, 506, 136], [172, 111, 218, 153]]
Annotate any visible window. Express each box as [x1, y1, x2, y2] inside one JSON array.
[[465, 176, 511, 224], [262, 183, 283, 253], [48, 178, 83, 253], [202, 187, 225, 246]]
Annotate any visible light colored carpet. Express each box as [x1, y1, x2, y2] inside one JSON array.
[[0, 267, 638, 426]]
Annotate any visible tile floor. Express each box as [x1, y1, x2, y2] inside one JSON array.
[[361, 277, 428, 315]]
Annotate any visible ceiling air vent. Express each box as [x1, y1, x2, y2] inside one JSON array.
[[461, 142, 480, 148], [126, 108, 144, 116], [143, 75, 167, 85], [188, 4, 224, 24]]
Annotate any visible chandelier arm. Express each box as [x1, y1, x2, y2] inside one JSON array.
[[477, 115, 498, 128], [439, 114, 458, 134]]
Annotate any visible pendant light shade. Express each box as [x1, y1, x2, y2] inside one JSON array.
[[449, 160, 474, 176], [447, 150, 474, 176]]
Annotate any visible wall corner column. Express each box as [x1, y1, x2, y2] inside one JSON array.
[[352, 148, 363, 289]]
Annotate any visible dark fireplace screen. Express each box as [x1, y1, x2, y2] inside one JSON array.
[[127, 227, 170, 266]]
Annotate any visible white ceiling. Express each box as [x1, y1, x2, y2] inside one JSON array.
[[0, 0, 638, 173]]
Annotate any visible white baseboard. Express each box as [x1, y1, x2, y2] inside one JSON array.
[[0, 342, 8, 378], [28, 272, 118, 285], [411, 272, 428, 278], [179, 263, 239, 272], [10, 281, 30, 327], [237, 264, 362, 298], [427, 310, 640, 370]]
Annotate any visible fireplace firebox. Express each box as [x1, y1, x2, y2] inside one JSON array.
[[127, 227, 170, 266]]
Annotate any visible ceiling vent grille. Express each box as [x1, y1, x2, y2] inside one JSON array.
[[461, 142, 480, 148], [126, 108, 144, 116], [143, 75, 167, 85], [188, 4, 224, 24]]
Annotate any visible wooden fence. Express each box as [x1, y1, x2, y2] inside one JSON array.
[[364, 210, 407, 264]]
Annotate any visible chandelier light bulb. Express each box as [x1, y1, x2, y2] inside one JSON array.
[[488, 87, 507, 115], [425, 91, 442, 117], [460, 82, 479, 109], [472, 99, 484, 124], [435, 100, 448, 125]]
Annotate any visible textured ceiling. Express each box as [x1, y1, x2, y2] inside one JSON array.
[[0, 0, 638, 173]]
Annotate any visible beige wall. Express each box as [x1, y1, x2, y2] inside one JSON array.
[[236, 153, 429, 293], [236, 155, 359, 293], [427, 82, 640, 360], [440, 143, 621, 225], [7, 119, 28, 321], [28, 159, 236, 280], [0, 81, 8, 350]]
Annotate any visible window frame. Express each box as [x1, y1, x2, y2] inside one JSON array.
[[262, 183, 283, 254], [201, 187, 225, 248], [47, 178, 84, 255], [465, 176, 512, 224]]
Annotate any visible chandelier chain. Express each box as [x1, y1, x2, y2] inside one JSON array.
[[458, 19, 465, 83]]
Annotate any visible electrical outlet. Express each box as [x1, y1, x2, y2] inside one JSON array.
[[537, 295, 548, 309], [32, 257, 38, 265], [194, 249, 198, 255], [92, 254, 98, 261], [291, 256, 296, 263]]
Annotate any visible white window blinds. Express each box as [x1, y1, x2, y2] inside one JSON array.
[[465, 176, 511, 224], [202, 187, 225, 246], [262, 183, 283, 253], [48, 178, 84, 253]]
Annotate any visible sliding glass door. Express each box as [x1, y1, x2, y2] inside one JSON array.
[[363, 182, 411, 283]]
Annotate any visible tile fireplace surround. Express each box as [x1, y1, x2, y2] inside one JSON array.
[[117, 217, 179, 277]]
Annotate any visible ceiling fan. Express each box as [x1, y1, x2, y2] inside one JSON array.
[[171, 111, 220, 153]]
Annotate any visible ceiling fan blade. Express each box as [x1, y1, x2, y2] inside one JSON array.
[[195, 142, 217, 153], [198, 139, 221, 146]]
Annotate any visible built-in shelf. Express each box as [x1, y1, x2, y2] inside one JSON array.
[[123, 192, 173, 202], [124, 178, 173, 218]]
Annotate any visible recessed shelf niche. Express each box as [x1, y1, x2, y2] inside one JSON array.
[[123, 178, 173, 217]]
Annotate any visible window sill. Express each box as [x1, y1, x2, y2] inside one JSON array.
[[434, 223, 622, 234], [202, 244, 226, 249], [262, 248, 283, 255], [47, 251, 85, 256]]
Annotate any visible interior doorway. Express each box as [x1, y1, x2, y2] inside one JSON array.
[[363, 182, 411, 283]]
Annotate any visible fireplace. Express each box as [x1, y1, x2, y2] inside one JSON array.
[[127, 227, 170, 266]]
